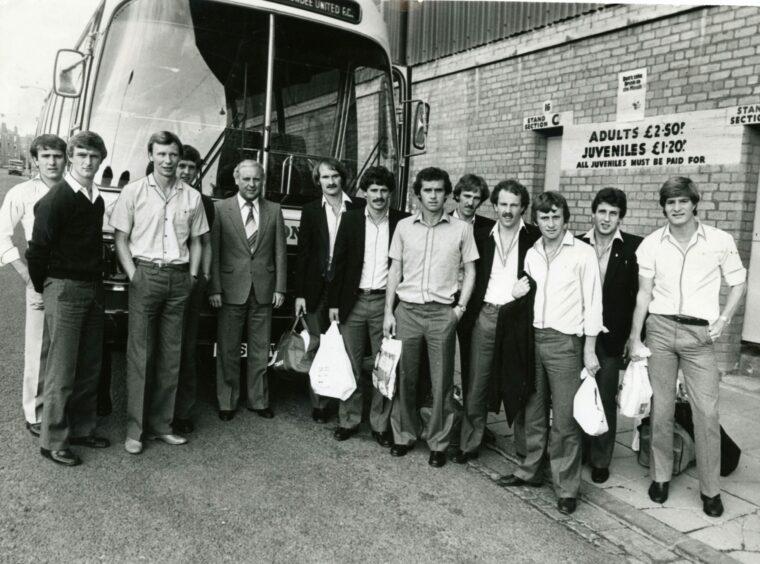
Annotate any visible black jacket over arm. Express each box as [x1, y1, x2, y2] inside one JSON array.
[[328, 207, 408, 323]]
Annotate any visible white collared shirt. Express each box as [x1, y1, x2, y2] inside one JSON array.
[[0, 175, 50, 266], [583, 227, 623, 281], [484, 220, 525, 306], [359, 207, 390, 290], [524, 230, 604, 337], [637, 221, 746, 323], [452, 209, 476, 224], [322, 192, 351, 265], [64, 172, 101, 204], [238, 194, 260, 237]]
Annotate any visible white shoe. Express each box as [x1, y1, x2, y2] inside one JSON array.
[[124, 438, 143, 455], [146, 433, 187, 446]]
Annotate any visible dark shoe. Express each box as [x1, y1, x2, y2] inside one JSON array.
[[40, 448, 82, 467], [312, 408, 328, 424], [390, 443, 413, 457], [451, 449, 479, 464], [219, 410, 235, 421], [333, 427, 358, 441], [591, 466, 610, 484], [428, 451, 447, 468], [26, 422, 41, 437], [69, 436, 110, 449], [497, 474, 543, 488], [648, 481, 669, 504], [172, 418, 194, 433], [249, 408, 274, 419], [371, 430, 392, 448], [557, 497, 577, 515], [701, 493, 724, 517]]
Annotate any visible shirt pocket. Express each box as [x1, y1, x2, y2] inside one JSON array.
[[172, 207, 191, 243]]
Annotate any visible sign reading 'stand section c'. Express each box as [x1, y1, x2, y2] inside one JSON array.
[[561, 108, 744, 170]]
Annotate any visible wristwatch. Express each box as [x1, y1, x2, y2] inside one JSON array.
[[455, 303, 467, 313], [719, 315, 730, 325]]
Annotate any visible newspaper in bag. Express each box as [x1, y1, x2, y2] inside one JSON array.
[[618, 347, 652, 418], [573, 368, 609, 436], [309, 322, 356, 400], [372, 337, 402, 399]]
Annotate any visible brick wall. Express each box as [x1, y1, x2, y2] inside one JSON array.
[[406, 4, 760, 372]]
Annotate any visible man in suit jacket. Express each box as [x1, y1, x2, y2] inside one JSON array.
[[209, 160, 287, 421], [452, 180, 540, 464], [579, 187, 642, 484], [295, 157, 364, 423], [327, 166, 409, 445]]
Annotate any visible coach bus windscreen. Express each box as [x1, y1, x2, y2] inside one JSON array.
[[89, 0, 398, 201]]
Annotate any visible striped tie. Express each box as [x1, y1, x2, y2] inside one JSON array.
[[245, 203, 258, 253]]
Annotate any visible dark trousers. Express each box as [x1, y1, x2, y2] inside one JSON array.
[[126, 265, 190, 441], [586, 343, 622, 469], [304, 286, 332, 410], [216, 289, 273, 411], [175, 274, 208, 420], [40, 279, 103, 450]]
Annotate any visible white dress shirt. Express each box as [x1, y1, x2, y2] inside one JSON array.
[[323, 192, 351, 266], [0, 175, 49, 266], [525, 230, 604, 337], [359, 207, 389, 290], [64, 172, 101, 204], [484, 220, 524, 305], [238, 194, 259, 238]]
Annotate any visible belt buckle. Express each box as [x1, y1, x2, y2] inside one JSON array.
[[360, 288, 371, 295]]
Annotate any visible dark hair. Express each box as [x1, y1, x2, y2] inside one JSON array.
[[311, 157, 348, 188], [359, 165, 395, 192], [532, 191, 570, 223], [147, 131, 182, 154], [592, 187, 628, 219], [454, 173, 488, 203], [490, 179, 530, 212], [412, 167, 452, 196], [180, 144, 201, 167], [67, 131, 107, 159], [30, 134, 66, 159], [659, 176, 699, 211]]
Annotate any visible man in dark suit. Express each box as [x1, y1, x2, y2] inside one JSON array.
[[209, 160, 287, 421], [327, 166, 408, 445], [452, 180, 540, 464], [295, 157, 364, 423], [579, 187, 642, 483]]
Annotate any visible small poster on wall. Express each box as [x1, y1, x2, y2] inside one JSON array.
[[617, 67, 647, 122]]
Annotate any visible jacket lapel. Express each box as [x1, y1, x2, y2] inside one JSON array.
[[604, 237, 624, 292], [227, 198, 250, 250]]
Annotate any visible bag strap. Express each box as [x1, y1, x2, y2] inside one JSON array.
[[291, 315, 304, 333]]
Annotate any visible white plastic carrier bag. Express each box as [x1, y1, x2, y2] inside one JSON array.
[[618, 347, 652, 419], [573, 368, 609, 436], [309, 321, 356, 401], [372, 337, 402, 399]]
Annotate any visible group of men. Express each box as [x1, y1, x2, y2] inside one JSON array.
[[1, 131, 745, 521]]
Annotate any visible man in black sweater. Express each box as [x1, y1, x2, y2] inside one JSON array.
[[26, 131, 110, 466]]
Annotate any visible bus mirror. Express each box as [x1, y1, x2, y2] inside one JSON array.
[[412, 101, 430, 151], [54, 49, 86, 98]]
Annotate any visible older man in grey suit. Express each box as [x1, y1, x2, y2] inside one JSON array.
[[209, 160, 287, 421]]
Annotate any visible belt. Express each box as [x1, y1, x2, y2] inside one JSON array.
[[357, 288, 386, 295], [135, 259, 189, 272], [661, 314, 709, 327], [482, 302, 502, 311]]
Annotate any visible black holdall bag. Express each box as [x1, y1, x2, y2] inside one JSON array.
[[269, 316, 319, 374], [674, 399, 742, 477]]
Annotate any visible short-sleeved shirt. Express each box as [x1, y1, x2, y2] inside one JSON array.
[[109, 174, 209, 264], [0, 175, 49, 266], [389, 211, 478, 304], [636, 221, 746, 323]]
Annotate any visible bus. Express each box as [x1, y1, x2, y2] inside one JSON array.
[[37, 0, 428, 361], [7, 158, 25, 176]]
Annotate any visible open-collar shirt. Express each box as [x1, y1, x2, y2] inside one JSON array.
[[484, 220, 525, 306], [583, 227, 623, 282], [64, 172, 101, 204], [359, 207, 390, 291], [323, 192, 351, 266]]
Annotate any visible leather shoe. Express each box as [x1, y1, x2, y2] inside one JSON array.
[[312, 408, 328, 424], [451, 449, 479, 464], [146, 433, 188, 446], [557, 497, 577, 515], [428, 451, 447, 467], [497, 474, 543, 488], [26, 422, 41, 437], [648, 481, 669, 504], [124, 438, 143, 455], [249, 407, 274, 419], [333, 427, 358, 441], [70, 436, 110, 449], [371, 430, 392, 448], [219, 410, 235, 421], [591, 466, 610, 484], [40, 448, 82, 467], [701, 493, 724, 517], [390, 443, 413, 457], [172, 418, 194, 433]]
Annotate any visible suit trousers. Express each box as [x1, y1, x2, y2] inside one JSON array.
[[516, 328, 583, 498], [175, 275, 208, 420], [40, 279, 103, 450], [646, 314, 721, 496], [390, 302, 457, 452], [23, 286, 48, 424], [216, 290, 272, 411], [304, 286, 332, 410], [338, 293, 391, 431], [459, 303, 499, 453], [126, 266, 190, 441], [587, 344, 622, 469]]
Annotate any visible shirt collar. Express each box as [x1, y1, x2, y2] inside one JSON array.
[[490, 218, 526, 238], [147, 173, 180, 193], [661, 220, 705, 242], [583, 227, 623, 246], [413, 210, 450, 226], [64, 172, 100, 202], [364, 206, 388, 222], [238, 193, 258, 211], [322, 192, 351, 209], [452, 209, 475, 224]]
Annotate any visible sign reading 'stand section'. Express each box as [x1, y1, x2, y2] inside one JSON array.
[[561, 108, 744, 170]]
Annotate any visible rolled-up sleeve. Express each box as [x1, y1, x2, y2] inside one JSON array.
[[720, 232, 747, 287]]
